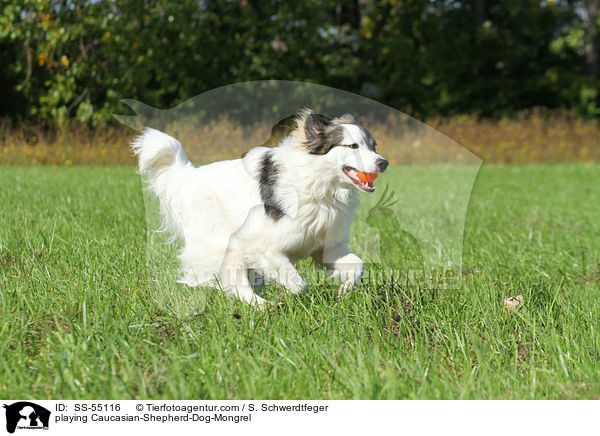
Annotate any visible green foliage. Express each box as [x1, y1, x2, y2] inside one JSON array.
[[0, 0, 598, 126]]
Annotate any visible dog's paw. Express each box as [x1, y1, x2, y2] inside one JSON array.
[[251, 295, 268, 308], [329, 255, 364, 287], [329, 255, 364, 298], [337, 280, 355, 298], [286, 277, 308, 295]]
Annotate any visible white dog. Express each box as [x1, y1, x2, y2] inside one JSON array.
[[132, 109, 388, 306]]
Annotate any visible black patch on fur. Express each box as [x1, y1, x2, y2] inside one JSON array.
[[304, 113, 333, 154], [259, 151, 284, 220], [360, 126, 377, 151], [304, 113, 348, 155]]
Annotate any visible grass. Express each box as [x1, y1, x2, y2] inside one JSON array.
[[2, 109, 600, 166], [0, 164, 599, 399]]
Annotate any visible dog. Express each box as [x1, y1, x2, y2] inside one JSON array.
[[132, 109, 388, 306]]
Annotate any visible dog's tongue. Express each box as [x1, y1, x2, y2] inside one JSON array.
[[356, 171, 379, 184]]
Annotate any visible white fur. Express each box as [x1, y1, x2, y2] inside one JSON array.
[[132, 114, 386, 306]]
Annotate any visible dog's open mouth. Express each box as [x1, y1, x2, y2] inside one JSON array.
[[343, 167, 378, 193]]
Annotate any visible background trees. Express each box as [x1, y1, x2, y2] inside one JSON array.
[[0, 0, 598, 126]]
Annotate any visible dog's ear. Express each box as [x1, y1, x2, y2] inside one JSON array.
[[304, 112, 330, 141], [336, 113, 355, 124], [304, 113, 338, 155]]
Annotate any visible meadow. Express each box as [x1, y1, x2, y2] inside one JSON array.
[[1, 163, 599, 399], [2, 110, 600, 166]]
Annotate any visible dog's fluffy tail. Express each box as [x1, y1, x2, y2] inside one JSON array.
[[131, 128, 191, 239], [132, 128, 189, 176]]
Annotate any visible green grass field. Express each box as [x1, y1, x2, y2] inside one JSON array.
[[1, 164, 599, 399]]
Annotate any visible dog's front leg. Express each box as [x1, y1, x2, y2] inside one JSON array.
[[220, 266, 266, 306], [322, 244, 365, 297], [219, 239, 266, 306], [262, 254, 308, 295]]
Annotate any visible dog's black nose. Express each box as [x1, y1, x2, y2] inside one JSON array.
[[376, 158, 389, 172]]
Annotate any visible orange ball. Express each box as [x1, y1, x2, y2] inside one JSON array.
[[356, 171, 379, 184]]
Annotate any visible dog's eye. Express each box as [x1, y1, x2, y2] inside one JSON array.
[[347, 143, 359, 149]]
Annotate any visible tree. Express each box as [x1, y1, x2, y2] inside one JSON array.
[[584, 0, 599, 78], [0, 0, 598, 126]]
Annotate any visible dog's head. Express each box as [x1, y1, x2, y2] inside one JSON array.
[[292, 109, 388, 193]]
